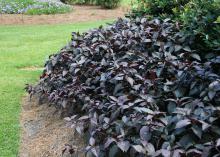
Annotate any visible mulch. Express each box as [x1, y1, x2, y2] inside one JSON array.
[[19, 96, 85, 157]]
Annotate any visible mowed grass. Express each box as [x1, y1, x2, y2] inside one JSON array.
[[0, 20, 112, 157]]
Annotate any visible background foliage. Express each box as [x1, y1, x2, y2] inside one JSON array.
[[0, 0, 72, 15], [131, 0, 220, 53], [63, 0, 122, 9]]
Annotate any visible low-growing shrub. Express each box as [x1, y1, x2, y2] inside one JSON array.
[[0, 0, 72, 15], [131, 0, 190, 17], [178, 0, 220, 52], [27, 17, 220, 157]]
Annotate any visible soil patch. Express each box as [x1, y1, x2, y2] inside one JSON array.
[[0, 5, 129, 25], [19, 96, 84, 157]]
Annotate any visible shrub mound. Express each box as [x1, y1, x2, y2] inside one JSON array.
[[0, 0, 72, 15], [28, 18, 220, 157]]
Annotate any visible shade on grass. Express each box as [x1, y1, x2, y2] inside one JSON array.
[[0, 20, 113, 156]]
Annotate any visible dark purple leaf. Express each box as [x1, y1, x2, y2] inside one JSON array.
[[175, 119, 191, 129], [132, 145, 146, 154], [117, 141, 130, 152], [140, 126, 151, 141]]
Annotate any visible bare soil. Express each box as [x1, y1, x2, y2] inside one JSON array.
[[0, 5, 128, 25], [19, 96, 85, 157]]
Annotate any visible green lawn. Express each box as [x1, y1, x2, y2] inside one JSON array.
[[0, 20, 112, 157]]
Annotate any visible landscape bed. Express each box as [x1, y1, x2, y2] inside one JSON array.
[[28, 17, 220, 157], [0, 0, 219, 156]]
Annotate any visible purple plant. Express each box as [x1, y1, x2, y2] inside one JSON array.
[[27, 18, 220, 157]]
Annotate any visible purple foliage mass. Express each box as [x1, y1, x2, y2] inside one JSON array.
[[27, 18, 220, 157]]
